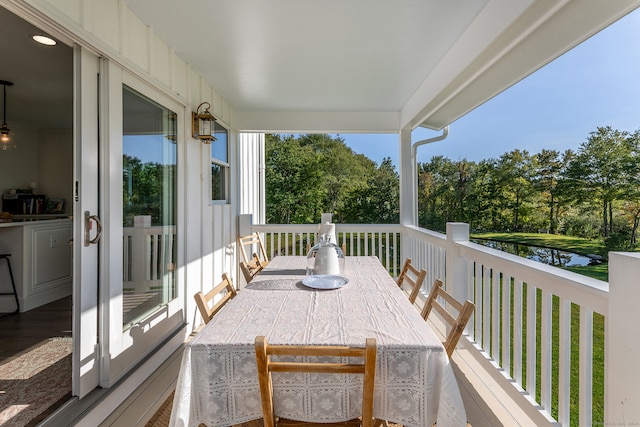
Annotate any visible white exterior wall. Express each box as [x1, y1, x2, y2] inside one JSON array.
[[14, 0, 240, 330]]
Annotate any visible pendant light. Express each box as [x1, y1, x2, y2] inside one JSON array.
[[0, 80, 14, 150]]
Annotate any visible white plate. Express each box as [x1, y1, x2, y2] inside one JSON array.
[[301, 275, 349, 290]]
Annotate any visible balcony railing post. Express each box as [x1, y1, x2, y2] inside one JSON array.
[[445, 222, 469, 308], [238, 213, 253, 237], [606, 252, 640, 425]]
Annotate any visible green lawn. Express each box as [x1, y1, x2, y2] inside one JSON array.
[[564, 263, 609, 282]]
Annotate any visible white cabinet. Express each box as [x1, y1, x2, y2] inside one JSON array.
[[0, 219, 72, 312], [23, 220, 73, 310]]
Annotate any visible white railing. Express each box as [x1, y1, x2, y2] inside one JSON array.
[[401, 223, 609, 426], [401, 225, 447, 296], [250, 223, 403, 276], [245, 218, 613, 426]]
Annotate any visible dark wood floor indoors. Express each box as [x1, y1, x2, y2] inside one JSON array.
[[0, 296, 73, 425], [0, 296, 72, 363]]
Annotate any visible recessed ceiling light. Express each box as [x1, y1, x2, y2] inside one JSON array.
[[32, 34, 57, 46]]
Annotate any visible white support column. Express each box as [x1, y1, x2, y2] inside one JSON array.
[[606, 252, 640, 425], [445, 222, 469, 306], [399, 128, 415, 227], [398, 128, 414, 267], [238, 133, 266, 222]]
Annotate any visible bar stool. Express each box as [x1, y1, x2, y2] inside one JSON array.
[[0, 254, 19, 314]]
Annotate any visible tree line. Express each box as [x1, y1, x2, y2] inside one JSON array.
[[265, 126, 640, 250], [265, 134, 400, 225]]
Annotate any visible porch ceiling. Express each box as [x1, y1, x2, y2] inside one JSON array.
[[124, 0, 639, 133]]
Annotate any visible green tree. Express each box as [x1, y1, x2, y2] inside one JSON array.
[[618, 129, 640, 245], [532, 149, 574, 234], [417, 156, 461, 231], [342, 157, 399, 223], [265, 127, 640, 243], [265, 134, 326, 223], [564, 126, 634, 237], [297, 134, 375, 217], [454, 160, 473, 222], [265, 134, 394, 224], [465, 159, 496, 231], [494, 150, 536, 232]]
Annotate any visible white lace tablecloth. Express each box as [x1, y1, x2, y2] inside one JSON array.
[[170, 256, 467, 427]]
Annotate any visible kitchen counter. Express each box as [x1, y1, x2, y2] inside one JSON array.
[[0, 216, 70, 227]]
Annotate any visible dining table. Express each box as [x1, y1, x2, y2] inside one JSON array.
[[170, 256, 467, 427]]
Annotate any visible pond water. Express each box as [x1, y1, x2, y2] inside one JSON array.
[[471, 239, 601, 267]]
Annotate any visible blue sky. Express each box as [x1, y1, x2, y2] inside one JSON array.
[[339, 8, 640, 167]]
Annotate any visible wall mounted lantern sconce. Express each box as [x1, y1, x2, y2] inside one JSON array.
[[192, 102, 217, 144], [0, 80, 15, 151]]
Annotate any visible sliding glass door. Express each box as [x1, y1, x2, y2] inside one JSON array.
[[101, 67, 184, 386]]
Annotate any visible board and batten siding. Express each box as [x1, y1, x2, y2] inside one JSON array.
[[26, 0, 233, 125]]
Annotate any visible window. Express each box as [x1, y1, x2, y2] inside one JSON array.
[[211, 121, 229, 202]]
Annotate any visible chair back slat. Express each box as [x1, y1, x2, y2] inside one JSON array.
[[268, 344, 369, 358], [437, 287, 465, 311], [397, 258, 427, 304], [194, 272, 236, 324], [430, 299, 458, 327], [420, 279, 475, 358], [238, 232, 270, 282], [255, 336, 376, 427], [269, 363, 366, 374], [240, 254, 266, 282]]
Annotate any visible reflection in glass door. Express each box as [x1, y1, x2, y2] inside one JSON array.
[[121, 86, 177, 328]]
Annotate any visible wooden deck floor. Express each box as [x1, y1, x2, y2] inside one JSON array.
[[427, 317, 553, 427]]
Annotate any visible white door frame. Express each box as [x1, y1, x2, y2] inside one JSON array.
[[72, 45, 101, 398]]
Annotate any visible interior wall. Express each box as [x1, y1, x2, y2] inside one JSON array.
[[37, 128, 73, 213], [0, 126, 72, 214], [0, 124, 39, 196]]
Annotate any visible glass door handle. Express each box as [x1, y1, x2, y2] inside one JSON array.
[[84, 211, 103, 246]]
